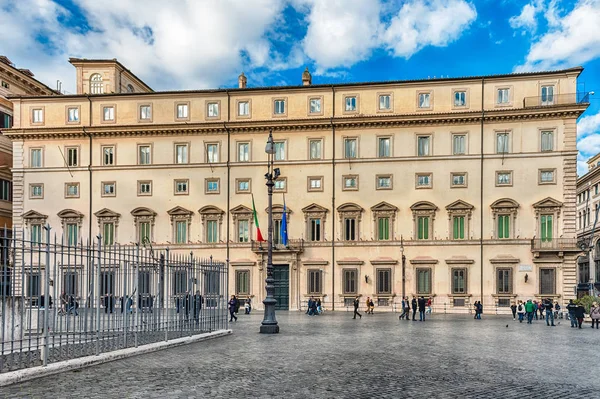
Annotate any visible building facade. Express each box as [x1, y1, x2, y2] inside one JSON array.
[[6, 60, 589, 311], [576, 153, 600, 297], [0, 56, 57, 227]]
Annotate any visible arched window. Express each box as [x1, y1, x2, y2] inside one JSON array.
[[90, 74, 103, 94], [126, 84, 134, 93]]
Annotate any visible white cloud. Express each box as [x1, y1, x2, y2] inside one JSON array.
[[509, 2, 541, 34], [577, 110, 600, 175], [515, 0, 600, 71], [577, 111, 600, 139], [578, 134, 600, 158]]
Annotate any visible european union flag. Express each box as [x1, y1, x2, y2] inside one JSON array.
[[281, 195, 288, 247]]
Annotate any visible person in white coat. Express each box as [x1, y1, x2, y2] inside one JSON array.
[[516, 300, 526, 323]]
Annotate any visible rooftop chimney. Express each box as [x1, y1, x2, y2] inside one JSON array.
[[302, 67, 312, 86], [238, 72, 247, 89]]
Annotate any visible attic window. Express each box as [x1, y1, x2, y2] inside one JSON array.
[[127, 84, 134, 93], [90, 74, 103, 94]]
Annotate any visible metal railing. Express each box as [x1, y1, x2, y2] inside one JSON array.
[[251, 238, 304, 252], [523, 92, 590, 108], [531, 238, 579, 251], [0, 226, 228, 373]]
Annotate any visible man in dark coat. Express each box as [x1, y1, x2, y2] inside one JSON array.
[[418, 296, 426, 321], [353, 296, 362, 319], [411, 296, 418, 321], [193, 290, 203, 324]]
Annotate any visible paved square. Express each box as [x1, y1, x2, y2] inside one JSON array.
[[4, 311, 600, 398]]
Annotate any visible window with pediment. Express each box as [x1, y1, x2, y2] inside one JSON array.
[[446, 200, 474, 240], [57, 209, 84, 246], [167, 206, 193, 244], [532, 197, 562, 243], [337, 203, 363, 242], [302, 203, 328, 242], [267, 204, 292, 246], [411, 201, 438, 240], [23, 210, 48, 244], [94, 208, 121, 246], [231, 205, 253, 243], [199, 206, 224, 244], [371, 201, 398, 241], [131, 207, 157, 245], [490, 198, 519, 239]]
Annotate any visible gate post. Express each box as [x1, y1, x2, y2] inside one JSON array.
[[95, 235, 102, 356]]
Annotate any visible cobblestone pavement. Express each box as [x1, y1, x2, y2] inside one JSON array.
[[4, 311, 600, 398]]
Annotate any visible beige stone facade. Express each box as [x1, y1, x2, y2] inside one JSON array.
[[0, 55, 57, 228], [5, 60, 589, 311], [576, 153, 600, 297]]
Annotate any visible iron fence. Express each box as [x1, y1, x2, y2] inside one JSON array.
[[0, 226, 228, 373]]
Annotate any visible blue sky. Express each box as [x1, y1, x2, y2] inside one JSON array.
[[1, 0, 599, 174]]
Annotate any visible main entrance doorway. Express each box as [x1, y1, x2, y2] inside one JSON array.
[[273, 264, 289, 310]]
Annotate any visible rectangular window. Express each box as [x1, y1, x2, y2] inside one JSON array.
[[103, 106, 114, 121], [308, 177, 322, 191], [496, 171, 512, 186], [238, 101, 249, 116], [454, 91, 466, 107], [453, 216, 465, 239], [175, 144, 189, 164], [139, 105, 151, 120], [206, 220, 217, 243], [497, 268, 512, 294], [32, 109, 43, 123], [31, 224, 42, 245], [206, 179, 219, 194], [138, 145, 151, 165], [238, 220, 249, 243], [417, 268, 431, 295], [66, 147, 78, 167], [417, 216, 430, 240], [308, 270, 322, 294], [497, 215, 510, 239], [309, 98, 321, 114], [175, 179, 189, 194], [65, 183, 79, 198], [173, 271, 187, 296], [67, 107, 79, 122], [206, 143, 219, 163], [238, 143, 249, 162], [102, 146, 114, 166], [138, 181, 152, 196], [274, 142, 285, 161], [540, 268, 555, 295], [541, 131, 554, 152], [379, 95, 391, 110], [273, 219, 282, 245], [102, 182, 116, 197], [496, 132, 509, 153], [237, 179, 250, 193], [67, 223, 78, 246], [0, 179, 11, 201], [378, 137, 390, 157], [377, 217, 390, 240], [175, 221, 187, 244], [418, 93, 431, 108], [309, 139, 322, 160], [579, 260, 590, 284], [274, 99, 286, 115], [30, 184, 43, 199], [1, 81, 9, 89], [343, 176, 358, 190], [27, 273, 41, 299], [100, 271, 115, 296], [236, 270, 250, 295], [452, 268, 466, 294], [497, 88, 510, 104], [416, 174, 431, 188], [344, 138, 357, 159], [540, 214, 553, 242], [377, 175, 391, 189], [377, 269, 391, 294], [345, 96, 357, 111], [207, 102, 219, 117], [541, 85, 554, 105], [417, 136, 430, 156], [344, 218, 356, 241], [309, 218, 321, 241], [30, 148, 42, 168], [177, 103, 189, 119], [451, 173, 467, 187], [343, 269, 357, 294], [139, 222, 151, 244], [453, 134, 466, 155], [274, 178, 286, 192], [103, 222, 114, 246]]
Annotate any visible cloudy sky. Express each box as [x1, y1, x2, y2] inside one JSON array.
[[1, 0, 599, 174]]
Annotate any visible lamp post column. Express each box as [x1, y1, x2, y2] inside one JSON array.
[[401, 236, 406, 301]]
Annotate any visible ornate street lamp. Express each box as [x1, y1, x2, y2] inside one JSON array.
[[260, 129, 280, 334]]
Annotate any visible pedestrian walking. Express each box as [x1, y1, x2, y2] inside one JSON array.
[[567, 299, 578, 328], [365, 297, 372, 314], [544, 298, 555, 327], [510, 302, 517, 320], [533, 301, 539, 320], [426, 297, 432, 315], [310, 299, 318, 316], [554, 301, 561, 319], [516, 300, 526, 323], [411, 296, 417, 321], [306, 296, 313, 315], [575, 303, 585, 329], [316, 298, 323, 314], [353, 296, 362, 319], [399, 297, 409, 320], [244, 297, 252, 314], [193, 290, 203, 323], [228, 295, 238, 322], [369, 298, 375, 314], [590, 302, 600, 329], [525, 299, 535, 324], [418, 296, 426, 321]]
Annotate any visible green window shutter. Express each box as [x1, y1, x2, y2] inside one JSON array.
[[453, 217, 458, 239], [418, 217, 423, 239], [459, 217, 464, 239], [424, 217, 429, 240]]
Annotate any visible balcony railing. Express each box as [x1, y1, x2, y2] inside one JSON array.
[[523, 92, 590, 108], [531, 238, 580, 251], [251, 239, 304, 253]]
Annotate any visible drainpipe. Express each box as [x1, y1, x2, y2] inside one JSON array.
[[331, 85, 336, 311], [84, 95, 93, 241], [480, 79, 485, 304], [224, 90, 231, 270]]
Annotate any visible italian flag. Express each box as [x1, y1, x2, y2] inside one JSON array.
[[252, 194, 265, 242]]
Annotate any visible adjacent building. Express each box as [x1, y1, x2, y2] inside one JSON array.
[[576, 153, 600, 297], [5, 59, 590, 311]]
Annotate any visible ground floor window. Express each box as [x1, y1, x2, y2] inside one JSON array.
[[451, 268, 466, 294], [578, 258, 589, 284], [417, 268, 431, 295], [343, 269, 357, 294], [497, 268, 512, 294], [100, 271, 115, 296], [377, 268, 391, 294], [173, 270, 187, 296], [63, 271, 77, 297], [236, 270, 250, 295], [308, 269, 322, 294], [539, 268, 555, 295]]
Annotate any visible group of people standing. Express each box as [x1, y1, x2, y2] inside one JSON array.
[[397, 296, 432, 321], [511, 298, 558, 325], [306, 296, 323, 315]]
